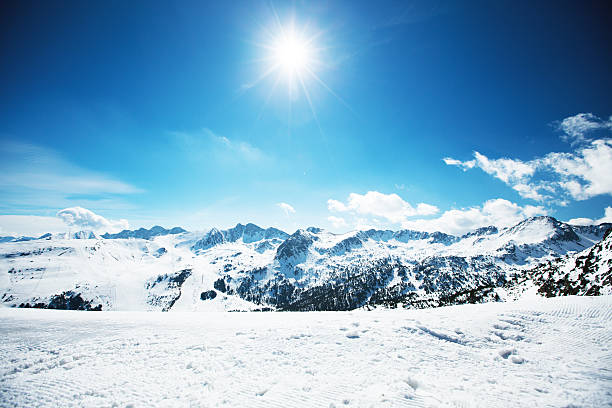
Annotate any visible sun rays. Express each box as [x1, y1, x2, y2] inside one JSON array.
[[243, 11, 351, 135]]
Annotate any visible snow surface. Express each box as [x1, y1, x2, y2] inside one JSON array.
[[1, 295, 611, 407]]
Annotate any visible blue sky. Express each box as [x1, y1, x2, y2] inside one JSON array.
[[1, 0, 611, 236]]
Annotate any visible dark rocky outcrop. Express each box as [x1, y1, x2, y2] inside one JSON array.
[[18, 291, 102, 311], [200, 290, 217, 300]]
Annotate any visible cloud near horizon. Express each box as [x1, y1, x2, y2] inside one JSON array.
[[568, 206, 612, 226], [57, 207, 129, 233], [328, 191, 439, 225], [326, 191, 549, 235], [400, 198, 548, 235], [277, 202, 296, 216], [327, 215, 348, 229]]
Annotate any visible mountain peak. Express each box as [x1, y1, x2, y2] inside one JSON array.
[[306, 227, 323, 234], [190, 223, 289, 251], [275, 229, 314, 266], [461, 226, 498, 239]]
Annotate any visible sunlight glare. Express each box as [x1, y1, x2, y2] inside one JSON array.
[[272, 31, 312, 77], [245, 14, 354, 132]]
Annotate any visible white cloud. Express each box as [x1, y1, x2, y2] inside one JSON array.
[[401, 198, 548, 235], [445, 137, 612, 202], [568, 207, 612, 226], [445, 152, 536, 186], [327, 191, 439, 224], [415, 203, 440, 216], [442, 157, 475, 171], [598, 207, 612, 223], [277, 202, 296, 216], [1, 208, 130, 236], [327, 216, 347, 229], [541, 139, 612, 200], [472, 152, 536, 184], [327, 199, 348, 212], [57, 207, 129, 233], [0, 215, 67, 237], [556, 113, 612, 145], [566, 217, 594, 226], [512, 183, 544, 201]]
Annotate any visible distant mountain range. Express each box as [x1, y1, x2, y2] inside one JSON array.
[[0, 216, 610, 312], [102, 226, 186, 240], [0, 225, 187, 243]]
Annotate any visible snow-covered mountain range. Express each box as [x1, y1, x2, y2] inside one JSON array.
[[1, 217, 610, 311]]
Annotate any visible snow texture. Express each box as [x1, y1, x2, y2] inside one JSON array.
[[1, 295, 610, 407]]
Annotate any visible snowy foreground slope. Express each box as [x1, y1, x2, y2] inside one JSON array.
[[1, 295, 611, 407], [1, 217, 610, 311]]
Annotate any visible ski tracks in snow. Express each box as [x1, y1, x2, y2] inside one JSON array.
[[1, 296, 611, 407]]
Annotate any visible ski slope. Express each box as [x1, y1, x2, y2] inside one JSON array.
[[1, 295, 611, 407]]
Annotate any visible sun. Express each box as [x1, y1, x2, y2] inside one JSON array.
[[245, 14, 352, 130], [255, 18, 323, 92], [271, 30, 313, 78]]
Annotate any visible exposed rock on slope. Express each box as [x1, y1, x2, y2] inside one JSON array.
[[146, 269, 193, 311], [517, 227, 612, 297], [191, 223, 289, 252]]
